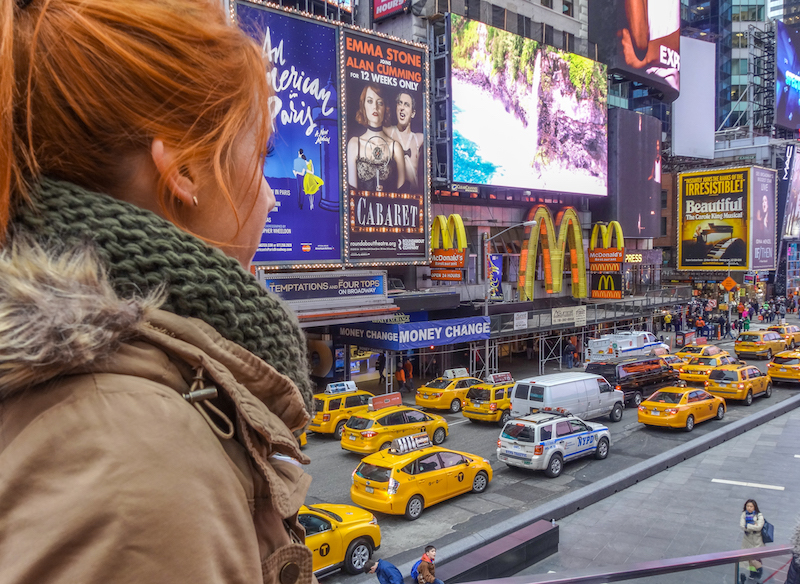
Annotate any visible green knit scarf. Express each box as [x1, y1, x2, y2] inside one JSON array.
[[11, 177, 314, 414]]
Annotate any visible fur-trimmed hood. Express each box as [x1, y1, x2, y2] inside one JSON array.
[[0, 239, 161, 399]]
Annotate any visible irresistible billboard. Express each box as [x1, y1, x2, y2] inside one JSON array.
[[678, 168, 749, 270], [589, 0, 681, 101], [237, 4, 343, 265], [750, 168, 777, 271], [343, 31, 427, 261], [609, 109, 661, 238], [784, 146, 800, 240], [450, 14, 608, 196], [776, 20, 800, 131]]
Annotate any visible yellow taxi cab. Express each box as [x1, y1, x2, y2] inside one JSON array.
[[462, 372, 515, 426], [735, 330, 786, 360], [767, 325, 800, 350], [341, 393, 449, 454], [674, 343, 727, 361], [350, 433, 492, 520], [638, 387, 726, 432], [310, 381, 374, 439], [704, 364, 773, 405], [767, 350, 800, 384], [415, 368, 483, 413], [299, 503, 381, 576], [662, 354, 689, 370], [678, 354, 740, 385]]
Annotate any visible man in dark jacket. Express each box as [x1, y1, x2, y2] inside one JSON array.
[[365, 559, 404, 584], [417, 546, 444, 584]]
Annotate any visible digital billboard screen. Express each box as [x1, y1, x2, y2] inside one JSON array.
[[609, 109, 661, 238], [783, 147, 800, 240], [236, 4, 343, 265], [776, 20, 800, 131], [342, 31, 428, 261], [589, 0, 680, 102], [750, 167, 777, 270], [449, 14, 608, 196]]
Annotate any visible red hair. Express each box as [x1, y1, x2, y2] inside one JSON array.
[[0, 0, 272, 242]]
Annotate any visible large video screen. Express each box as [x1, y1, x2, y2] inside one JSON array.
[[450, 15, 608, 196], [610, 109, 661, 238], [589, 0, 681, 102], [784, 147, 800, 240], [776, 20, 800, 131]]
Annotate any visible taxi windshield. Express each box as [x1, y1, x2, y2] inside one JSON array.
[[689, 357, 713, 366], [346, 417, 373, 430], [773, 356, 800, 365], [738, 334, 762, 342], [768, 327, 785, 334], [425, 379, 451, 389], [647, 391, 684, 404], [355, 463, 391, 483], [682, 346, 703, 353], [709, 369, 739, 381], [466, 387, 491, 401], [306, 506, 343, 522], [501, 424, 537, 443]]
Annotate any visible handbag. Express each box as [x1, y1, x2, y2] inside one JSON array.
[[762, 518, 774, 544]]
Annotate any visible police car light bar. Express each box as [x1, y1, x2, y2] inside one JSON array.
[[530, 406, 573, 417], [487, 372, 513, 384], [325, 381, 358, 395], [443, 367, 469, 379], [389, 432, 431, 454], [368, 392, 403, 411]]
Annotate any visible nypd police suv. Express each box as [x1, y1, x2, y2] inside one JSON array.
[[497, 409, 611, 478]]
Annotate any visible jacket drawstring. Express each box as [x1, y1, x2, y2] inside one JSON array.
[[183, 366, 235, 439]]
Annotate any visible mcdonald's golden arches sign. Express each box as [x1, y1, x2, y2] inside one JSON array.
[[430, 214, 467, 281]]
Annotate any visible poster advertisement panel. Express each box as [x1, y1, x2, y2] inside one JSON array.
[[450, 15, 608, 195], [588, 0, 681, 101], [343, 31, 427, 261], [678, 168, 749, 270], [236, 3, 343, 265], [750, 167, 777, 271], [784, 147, 800, 241], [489, 254, 503, 299], [776, 20, 800, 131]]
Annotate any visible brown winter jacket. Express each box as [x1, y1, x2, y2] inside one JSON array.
[[417, 555, 436, 584], [0, 247, 315, 584]]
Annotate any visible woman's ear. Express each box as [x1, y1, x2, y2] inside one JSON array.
[[150, 138, 198, 206]]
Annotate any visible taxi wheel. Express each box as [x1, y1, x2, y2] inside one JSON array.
[[334, 421, 346, 440], [472, 471, 489, 493], [498, 410, 511, 427], [344, 538, 372, 574], [684, 415, 695, 432], [791, 341, 796, 350], [609, 403, 623, 423], [449, 399, 462, 413], [764, 382, 773, 398], [744, 390, 754, 406], [715, 404, 725, 420], [766, 349, 773, 360], [405, 495, 424, 520], [632, 392, 643, 407], [379, 442, 392, 451], [544, 454, 563, 478], [594, 437, 609, 460], [432, 427, 446, 445]]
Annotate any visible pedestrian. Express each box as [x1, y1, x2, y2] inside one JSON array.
[[396, 366, 408, 393], [786, 517, 800, 584], [695, 316, 705, 338], [564, 339, 576, 369], [0, 1, 315, 582], [526, 337, 533, 360], [664, 312, 672, 332], [404, 358, 414, 391], [365, 559, 404, 584], [417, 546, 445, 584], [376, 353, 386, 384], [744, 316, 751, 331], [740, 499, 765, 582]]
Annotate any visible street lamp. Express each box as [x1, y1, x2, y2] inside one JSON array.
[[483, 220, 538, 376]]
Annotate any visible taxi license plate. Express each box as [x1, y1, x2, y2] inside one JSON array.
[[651, 410, 660, 415], [365, 486, 374, 494], [781, 368, 787, 372], [423, 394, 429, 398], [349, 435, 356, 441]]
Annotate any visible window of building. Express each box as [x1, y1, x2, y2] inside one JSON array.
[[731, 58, 748, 76], [541, 0, 552, 8], [661, 190, 668, 209], [562, 0, 573, 17], [731, 85, 748, 100], [518, 14, 532, 37], [732, 32, 747, 48], [491, 4, 505, 28], [544, 24, 554, 45], [661, 216, 668, 237]]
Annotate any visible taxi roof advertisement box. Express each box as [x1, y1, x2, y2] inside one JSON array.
[[236, 3, 343, 267], [343, 31, 429, 264], [678, 167, 775, 271], [671, 36, 716, 159]]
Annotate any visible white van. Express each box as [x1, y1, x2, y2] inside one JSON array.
[[509, 372, 625, 422]]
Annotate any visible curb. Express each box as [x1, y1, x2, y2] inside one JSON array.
[[354, 392, 800, 584]]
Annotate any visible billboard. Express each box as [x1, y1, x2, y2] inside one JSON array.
[[591, 273, 623, 299], [589, 0, 681, 101], [449, 15, 608, 196], [677, 168, 749, 270], [672, 37, 716, 159], [343, 30, 427, 261], [783, 146, 800, 240], [609, 109, 661, 238], [776, 20, 800, 131], [750, 167, 777, 271], [237, 4, 343, 265]]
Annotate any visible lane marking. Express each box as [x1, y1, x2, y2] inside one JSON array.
[[711, 478, 785, 491], [795, 455, 800, 459], [449, 419, 470, 426]]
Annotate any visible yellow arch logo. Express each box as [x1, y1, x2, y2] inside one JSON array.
[[517, 205, 587, 300], [589, 221, 625, 250], [431, 214, 467, 251], [597, 274, 616, 290]]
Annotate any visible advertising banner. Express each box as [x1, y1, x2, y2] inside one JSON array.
[[343, 31, 427, 261], [489, 254, 503, 300], [430, 269, 462, 281], [335, 317, 491, 350], [678, 168, 749, 270], [373, 0, 409, 23], [262, 272, 385, 302], [777, 20, 800, 131], [784, 147, 800, 241], [552, 306, 587, 326], [750, 167, 777, 271], [237, 4, 343, 265], [591, 273, 623, 299], [589, 0, 681, 101], [450, 15, 607, 196]]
